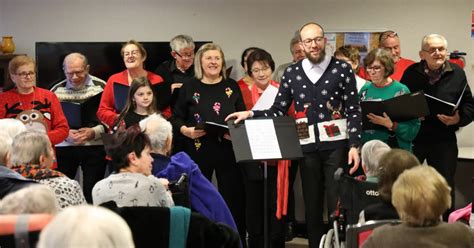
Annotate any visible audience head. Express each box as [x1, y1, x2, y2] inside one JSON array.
[[364, 48, 394, 83], [392, 165, 451, 226], [194, 43, 227, 80], [141, 114, 173, 155], [361, 140, 390, 177], [0, 185, 59, 214], [0, 119, 26, 166], [105, 125, 153, 175], [62, 52, 90, 89], [10, 131, 54, 168], [8, 55, 37, 94], [377, 149, 419, 202], [290, 31, 305, 62], [419, 34, 448, 71], [335, 45, 361, 72], [122, 76, 157, 115], [121, 40, 147, 70], [378, 30, 401, 63], [240, 47, 259, 72], [299, 22, 326, 64], [37, 205, 134, 248], [246, 48, 275, 88], [170, 34, 195, 71]]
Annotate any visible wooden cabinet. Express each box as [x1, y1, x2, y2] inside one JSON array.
[[0, 54, 25, 92]]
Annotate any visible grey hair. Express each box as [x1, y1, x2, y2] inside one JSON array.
[[0, 118, 26, 140], [62, 52, 88, 70], [0, 132, 12, 165], [0, 184, 59, 214], [289, 30, 301, 53], [361, 140, 390, 177], [421, 34, 448, 50], [37, 205, 134, 248], [141, 114, 173, 152], [170, 34, 195, 53], [10, 131, 52, 166]]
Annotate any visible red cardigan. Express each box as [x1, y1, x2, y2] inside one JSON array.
[[97, 70, 166, 127]]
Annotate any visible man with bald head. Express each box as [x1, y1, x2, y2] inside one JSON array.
[[226, 22, 362, 247], [50, 52, 107, 203]]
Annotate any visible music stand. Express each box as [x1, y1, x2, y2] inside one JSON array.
[[228, 116, 303, 248]]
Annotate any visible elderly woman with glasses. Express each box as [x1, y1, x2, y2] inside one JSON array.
[[359, 48, 420, 151], [0, 55, 69, 146], [97, 40, 168, 131], [173, 43, 247, 246]]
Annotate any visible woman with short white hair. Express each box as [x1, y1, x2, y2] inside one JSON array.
[[37, 205, 134, 248], [0, 118, 26, 166], [360, 140, 391, 182], [10, 131, 86, 208]]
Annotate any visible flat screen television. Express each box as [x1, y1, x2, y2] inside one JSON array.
[[35, 41, 210, 89]]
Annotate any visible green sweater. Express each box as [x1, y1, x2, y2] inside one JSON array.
[[359, 81, 420, 151]]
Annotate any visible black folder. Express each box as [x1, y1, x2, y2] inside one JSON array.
[[360, 91, 429, 130], [114, 83, 129, 112], [61, 92, 102, 129], [228, 116, 303, 162], [195, 121, 229, 137], [424, 83, 467, 116]]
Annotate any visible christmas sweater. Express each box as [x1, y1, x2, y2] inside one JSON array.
[[0, 86, 69, 145]]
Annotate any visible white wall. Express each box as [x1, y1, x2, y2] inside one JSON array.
[[1, 0, 473, 145]]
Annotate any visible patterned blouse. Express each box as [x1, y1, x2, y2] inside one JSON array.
[[92, 172, 174, 207]]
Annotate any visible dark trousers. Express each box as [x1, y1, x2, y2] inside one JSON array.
[[413, 141, 458, 218], [240, 162, 286, 248], [299, 148, 347, 248], [286, 160, 299, 224], [55, 146, 107, 203], [186, 138, 247, 247]]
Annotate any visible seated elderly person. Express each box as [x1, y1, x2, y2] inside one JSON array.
[[92, 125, 174, 207], [359, 149, 419, 223], [0, 118, 26, 167], [360, 140, 391, 183], [0, 184, 59, 214], [37, 205, 134, 248], [140, 114, 238, 231], [10, 131, 86, 208], [363, 165, 474, 247]]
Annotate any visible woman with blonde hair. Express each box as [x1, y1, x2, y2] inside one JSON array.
[[363, 165, 474, 247], [173, 43, 247, 245]]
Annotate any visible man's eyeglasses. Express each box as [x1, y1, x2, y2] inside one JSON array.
[[422, 47, 446, 55], [16, 71, 36, 78], [175, 51, 194, 60], [251, 66, 271, 74], [302, 37, 324, 47], [366, 66, 383, 72], [65, 69, 87, 77]]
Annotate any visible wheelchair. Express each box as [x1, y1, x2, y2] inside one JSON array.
[[319, 168, 381, 248]]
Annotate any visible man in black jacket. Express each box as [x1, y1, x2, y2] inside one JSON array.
[[401, 34, 474, 215]]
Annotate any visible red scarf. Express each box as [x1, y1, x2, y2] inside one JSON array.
[[250, 80, 290, 219]]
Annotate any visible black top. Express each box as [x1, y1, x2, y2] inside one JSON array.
[[401, 60, 474, 143], [154, 60, 195, 111], [124, 111, 149, 128]]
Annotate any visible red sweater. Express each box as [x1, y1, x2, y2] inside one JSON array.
[[358, 57, 415, 82], [0, 87, 69, 145], [97, 70, 166, 127]]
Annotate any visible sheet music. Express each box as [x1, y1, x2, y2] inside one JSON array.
[[252, 85, 279, 110], [245, 119, 282, 159]]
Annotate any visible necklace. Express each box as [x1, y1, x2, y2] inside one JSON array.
[[16, 87, 36, 109]]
